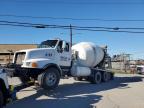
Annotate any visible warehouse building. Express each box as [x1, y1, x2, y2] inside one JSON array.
[[0, 44, 37, 65]]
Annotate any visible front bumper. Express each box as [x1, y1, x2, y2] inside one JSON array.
[[5, 67, 43, 79]]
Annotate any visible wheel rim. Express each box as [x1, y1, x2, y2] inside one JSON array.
[[45, 72, 57, 86], [104, 72, 108, 81]]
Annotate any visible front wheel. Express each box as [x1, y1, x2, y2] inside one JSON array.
[[0, 89, 4, 108], [38, 68, 60, 90]]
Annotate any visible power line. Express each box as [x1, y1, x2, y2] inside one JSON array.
[[72, 26, 144, 30], [0, 23, 32, 28], [1, 20, 144, 34], [0, 20, 35, 26], [1, 0, 144, 5], [1, 23, 144, 34], [1, 14, 144, 22], [2, 20, 144, 30], [72, 28, 144, 34]]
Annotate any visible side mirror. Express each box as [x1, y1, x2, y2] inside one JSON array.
[[62, 41, 66, 50]]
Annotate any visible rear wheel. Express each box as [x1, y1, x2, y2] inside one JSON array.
[[0, 89, 4, 108], [102, 72, 109, 82], [91, 71, 102, 84], [38, 68, 60, 90]]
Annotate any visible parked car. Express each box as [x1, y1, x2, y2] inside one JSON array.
[[136, 65, 144, 74]]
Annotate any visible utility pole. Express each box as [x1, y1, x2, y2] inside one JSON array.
[[70, 24, 72, 47]]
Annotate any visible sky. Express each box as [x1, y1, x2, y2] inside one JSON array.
[[0, 0, 144, 59]]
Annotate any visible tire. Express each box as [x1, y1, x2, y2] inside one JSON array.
[[0, 89, 4, 108], [74, 77, 83, 81], [40, 67, 60, 90], [91, 71, 102, 84], [102, 72, 109, 82]]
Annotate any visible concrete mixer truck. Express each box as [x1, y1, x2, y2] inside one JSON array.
[[6, 39, 113, 90]]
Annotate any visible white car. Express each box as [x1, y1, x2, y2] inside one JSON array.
[[136, 65, 144, 74]]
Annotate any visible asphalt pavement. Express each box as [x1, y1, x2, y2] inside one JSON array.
[[6, 74, 144, 108]]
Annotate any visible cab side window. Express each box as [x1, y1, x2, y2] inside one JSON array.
[[64, 43, 69, 52], [57, 41, 63, 53]]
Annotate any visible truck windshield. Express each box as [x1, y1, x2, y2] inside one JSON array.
[[38, 40, 58, 48]]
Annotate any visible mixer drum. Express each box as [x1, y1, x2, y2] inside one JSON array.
[[72, 42, 104, 67]]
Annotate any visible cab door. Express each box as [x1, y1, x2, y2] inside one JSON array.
[[57, 41, 71, 67]]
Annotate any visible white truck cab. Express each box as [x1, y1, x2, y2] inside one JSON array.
[[8, 39, 72, 89], [14, 39, 71, 69]]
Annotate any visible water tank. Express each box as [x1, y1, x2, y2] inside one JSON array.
[[72, 42, 105, 68]]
